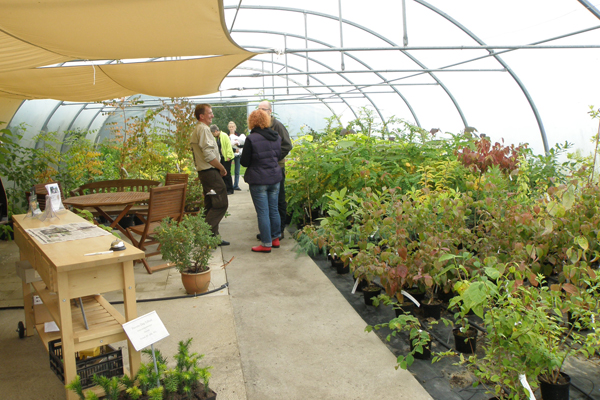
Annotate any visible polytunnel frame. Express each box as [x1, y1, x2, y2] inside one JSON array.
[[224, 3, 554, 151], [14, 1, 600, 153]]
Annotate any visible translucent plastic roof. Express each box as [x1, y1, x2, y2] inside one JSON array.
[[5, 0, 600, 154]]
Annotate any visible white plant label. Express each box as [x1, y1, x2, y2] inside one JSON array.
[[351, 279, 360, 294], [401, 290, 421, 308], [123, 311, 170, 351], [519, 374, 536, 400]]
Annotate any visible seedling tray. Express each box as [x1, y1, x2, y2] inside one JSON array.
[[49, 339, 124, 388]]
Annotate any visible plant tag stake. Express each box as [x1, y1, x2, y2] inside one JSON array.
[[401, 290, 421, 308], [123, 310, 170, 352], [519, 374, 536, 400], [351, 279, 360, 294]]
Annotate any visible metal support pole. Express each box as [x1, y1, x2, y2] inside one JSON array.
[[151, 344, 160, 388], [304, 11, 310, 86], [284, 34, 289, 94], [402, 0, 408, 46], [338, 0, 345, 71]]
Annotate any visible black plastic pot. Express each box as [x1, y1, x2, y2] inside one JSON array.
[[453, 327, 478, 354], [538, 372, 570, 400], [394, 302, 415, 317], [568, 311, 588, 331], [422, 301, 442, 320], [363, 285, 382, 306], [405, 287, 426, 303], [117, 214, 136, 229], [409, 335, 431, 360], [437, 290, 456, 303], [353, 277, 368, 292], [330, 257, 349, 274]]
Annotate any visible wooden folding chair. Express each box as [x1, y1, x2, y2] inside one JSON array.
[[126, 183, 186, 274], [165, 173, 189, 186]]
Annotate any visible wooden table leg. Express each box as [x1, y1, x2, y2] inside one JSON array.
[[122, 260, 141, 377], [56, 271, 78, 400], [93, 205, 134, 237], [21, 280, 35, 337]]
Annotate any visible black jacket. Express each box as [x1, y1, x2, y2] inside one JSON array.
[[241, 127, 283, 185]]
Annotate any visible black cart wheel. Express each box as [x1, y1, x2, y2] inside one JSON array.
[[16, 321, 25, 338]]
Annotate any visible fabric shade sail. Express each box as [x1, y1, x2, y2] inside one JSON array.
[[0, 0, 256, 101], [0, 54, 253, 101]]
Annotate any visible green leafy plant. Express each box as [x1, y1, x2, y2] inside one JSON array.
[[154, 213, 221, 274], [366, 310, 432, 370]]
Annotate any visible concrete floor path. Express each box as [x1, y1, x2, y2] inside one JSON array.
[[0, 181, 432, 400]]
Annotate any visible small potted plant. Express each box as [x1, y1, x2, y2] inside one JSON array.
[[366, 311, 432, 368], [155, 213, 221, 294], [67, 338, 216, 400]]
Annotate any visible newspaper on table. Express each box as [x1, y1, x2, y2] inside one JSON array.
[[26, 222, 111, 244]]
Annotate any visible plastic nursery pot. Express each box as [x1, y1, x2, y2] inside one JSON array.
[[538, 372, 570, 400], [363, 285, 382, 306], [331, 258, 349, 274], [568, 311, 588, 331], [404, 287, 426, 303], [437, 290, 456, 303], [353, 276, 368, 292], [452, 327, 478, 354], [422, 300, 442, 320], [409, 335, 431, 360], [394, 302, 415, 317]]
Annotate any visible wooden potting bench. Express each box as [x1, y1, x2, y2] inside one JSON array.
[[13, 211, 144, 400]]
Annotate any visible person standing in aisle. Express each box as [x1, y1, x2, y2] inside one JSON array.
[[189, 104, 230, 246], [228, 121, 246, 191], [241, 109, 282, 253], [210, 124, 235, 195], [257, 100, 292, 239]]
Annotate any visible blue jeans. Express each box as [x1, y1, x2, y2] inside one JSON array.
[[249, 183, 281, 246], [233, 155, 241, 189]]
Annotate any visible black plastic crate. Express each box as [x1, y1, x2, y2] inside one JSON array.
[[48, 339, 124, 388]]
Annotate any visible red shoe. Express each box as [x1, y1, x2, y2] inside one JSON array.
[[252, 245, 272, 253], [272, 238, 280, 248]]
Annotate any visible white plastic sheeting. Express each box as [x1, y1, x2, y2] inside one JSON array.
[[4, 0, 600, 155]]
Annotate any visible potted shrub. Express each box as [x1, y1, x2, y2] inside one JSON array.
[[366, 311, 433, 368], [155, 213, 221, 294]]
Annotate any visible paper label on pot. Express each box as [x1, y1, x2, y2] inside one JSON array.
[[351, 279, 360, 294], [518, 374, 536, 400], [123, 311, 170, 351], [401, 290, 421, 308]]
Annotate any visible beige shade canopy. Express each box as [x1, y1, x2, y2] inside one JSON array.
[[0, 0, 256, 101]]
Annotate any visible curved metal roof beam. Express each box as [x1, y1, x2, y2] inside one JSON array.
[[230, 63, 347, 121], [225, 5, 467, 128], [414, 0, 548, 152], [234, 28, 422, 127], [236, 43, 381, 121], [244, 48, 382, 123]]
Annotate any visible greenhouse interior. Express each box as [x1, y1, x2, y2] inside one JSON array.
[[1, 1, 600, 399]]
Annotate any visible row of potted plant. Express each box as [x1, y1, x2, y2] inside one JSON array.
[[294, 118, 600, 398]]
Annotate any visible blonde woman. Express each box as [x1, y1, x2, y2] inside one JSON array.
[[228, 121, 246, 191]]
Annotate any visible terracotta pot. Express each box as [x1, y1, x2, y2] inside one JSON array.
[[181, 268, 211, 294]]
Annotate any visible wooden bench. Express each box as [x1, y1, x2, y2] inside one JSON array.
[[69, 179, 160, 217]]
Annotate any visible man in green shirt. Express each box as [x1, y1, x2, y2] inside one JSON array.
[[190, 104, 229, 246]]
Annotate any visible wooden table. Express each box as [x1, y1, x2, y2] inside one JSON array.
[[13, 211, 144, 400], [63, 192, 149, 237]]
